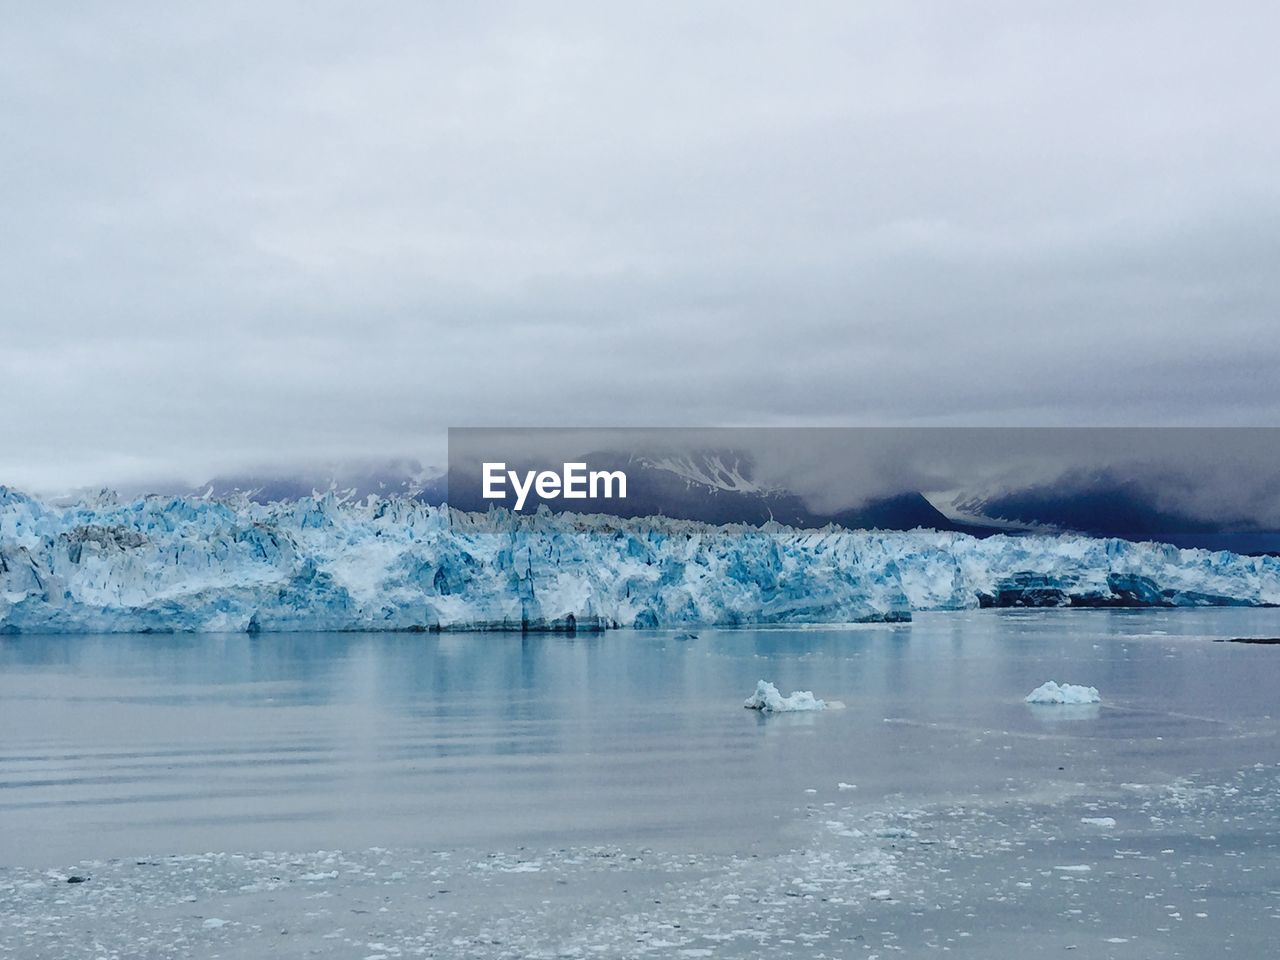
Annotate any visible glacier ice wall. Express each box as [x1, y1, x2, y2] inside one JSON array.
[[1, 487, 1277, 634]]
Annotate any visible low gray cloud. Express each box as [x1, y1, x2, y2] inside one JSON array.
[[3, 2, 1279, 493], [450, 427, 1280, 528]]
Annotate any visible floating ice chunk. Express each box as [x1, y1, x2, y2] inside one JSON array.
[[837, 781, 857, 791], [825, 820, 865, 838], [1053, 864, 1093, 872], [1025, 681, 1101, 705], [1081, 817, 1117, 827], [744, 680, 827, 713], [869, 889, 893, 900], [202, 918, 226, 929]]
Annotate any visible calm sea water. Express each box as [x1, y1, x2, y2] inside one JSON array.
[[3, 609, 1279, 957]]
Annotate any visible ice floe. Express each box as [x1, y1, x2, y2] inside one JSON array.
[[1025, 681, 1101, 705], [744, 680, 828, 713], [1080, 817, 1117, 827]]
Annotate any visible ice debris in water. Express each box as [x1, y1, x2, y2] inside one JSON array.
[[1025, 681, 1101, 705], [744, 680, 828, 713]]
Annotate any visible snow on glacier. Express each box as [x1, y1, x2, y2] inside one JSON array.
[[1, 486, 1279, 634], [1025, 681, 1102, 705], [743, 680, 828, 713]]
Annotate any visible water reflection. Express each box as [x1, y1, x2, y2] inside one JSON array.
[[1, 608, 1278, 866]]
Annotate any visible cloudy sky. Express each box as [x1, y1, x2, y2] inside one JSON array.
[[3, 2, 1278, 493]]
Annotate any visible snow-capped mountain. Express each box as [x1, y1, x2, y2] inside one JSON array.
[[93, 454, 1279, 554], [2, 487, 1277, 635], [635, 452, 774, 494], [934, 472, 1280, 555], [194, 458, 446, 504]]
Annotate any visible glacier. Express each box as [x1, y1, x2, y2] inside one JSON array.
[[1, 486, 1279, 634]]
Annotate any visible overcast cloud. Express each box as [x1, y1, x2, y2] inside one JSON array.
[[2, 2, 1278, 493]]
